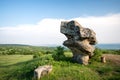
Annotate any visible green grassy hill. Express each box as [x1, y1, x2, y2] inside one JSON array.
[[0, 55, 101, 80], [0, 45, 120, 80]]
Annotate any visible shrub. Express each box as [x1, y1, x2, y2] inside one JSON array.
[[52, 46, 65, 61], [33, 52, 43, 58], [90, 48, 103, 62], [45, 51, 53, 54]]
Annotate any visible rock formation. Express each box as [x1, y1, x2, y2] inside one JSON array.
[[34, 65, 52, 79], [60, 20, 97, 65]]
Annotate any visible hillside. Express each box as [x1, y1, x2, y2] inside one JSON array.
[[0, 45, 120, 80]]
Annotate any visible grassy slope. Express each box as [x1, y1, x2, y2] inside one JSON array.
[[0, 45, 120, 80], [0, 53, 120, 80], [0, 55, 33, 80], [0, 54, 101, 80], [0, 55, 33, 66]]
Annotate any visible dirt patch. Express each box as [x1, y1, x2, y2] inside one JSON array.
[[102, 54, 120, 66]]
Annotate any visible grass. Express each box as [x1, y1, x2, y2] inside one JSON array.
[[0, 55, 33, 80], [0, 54, 100, 80], [41, 64, 100, 80], [0, 55, 33, 66], [0, 46, 120, 80], [0, 54, 120, 80], [64, 51, 73, 57]]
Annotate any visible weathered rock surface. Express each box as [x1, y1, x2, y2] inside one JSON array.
[[34, 65, 52, 79], [60, 20, 97, 65]]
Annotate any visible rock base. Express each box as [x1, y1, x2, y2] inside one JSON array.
[[72, 54, 89, 65]]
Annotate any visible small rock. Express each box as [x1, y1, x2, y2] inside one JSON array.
[[34, 65, 52, 80], [101, 56, 106, 63]]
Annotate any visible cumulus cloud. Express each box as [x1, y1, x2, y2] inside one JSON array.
[[0, 13, 120, 45], [74, 13, 120, 44], [0, 19, 66, 45]]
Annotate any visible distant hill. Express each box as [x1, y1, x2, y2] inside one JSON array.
[[0, 44, 30, 46]]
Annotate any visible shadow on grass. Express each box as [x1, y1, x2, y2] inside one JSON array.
[[0, 58, 39, 68]]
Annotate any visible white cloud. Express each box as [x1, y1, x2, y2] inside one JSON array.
[[0, 13, 120, 45], [0, 19, 66, 45], [73, 13, 120, 44]]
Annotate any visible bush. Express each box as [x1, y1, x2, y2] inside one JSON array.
[[52, 46, 66, 61], [33, 52, 43, 58], [90, 48, 103, 62], [45, 51, 53, 54]]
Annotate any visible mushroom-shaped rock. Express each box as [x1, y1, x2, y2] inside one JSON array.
[[60, 20, 97, 65]]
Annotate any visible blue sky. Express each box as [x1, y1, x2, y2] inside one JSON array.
[[1, 0, 120, 26], [0, 0, 120, 45]]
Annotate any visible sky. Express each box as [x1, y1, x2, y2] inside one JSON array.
[[0, 0, 120, 45]]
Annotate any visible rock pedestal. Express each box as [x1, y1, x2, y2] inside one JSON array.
[[60, 20, 97, 65]]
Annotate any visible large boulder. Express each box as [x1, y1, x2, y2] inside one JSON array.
[[60, 20, 97, 65]]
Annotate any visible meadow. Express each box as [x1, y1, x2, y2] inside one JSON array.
[[0, 44, 120, 80]]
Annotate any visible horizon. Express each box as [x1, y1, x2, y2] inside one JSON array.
[[0, 43, 120, 46], [0, 0, 120, 45], [0, 43, 120, 50]]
